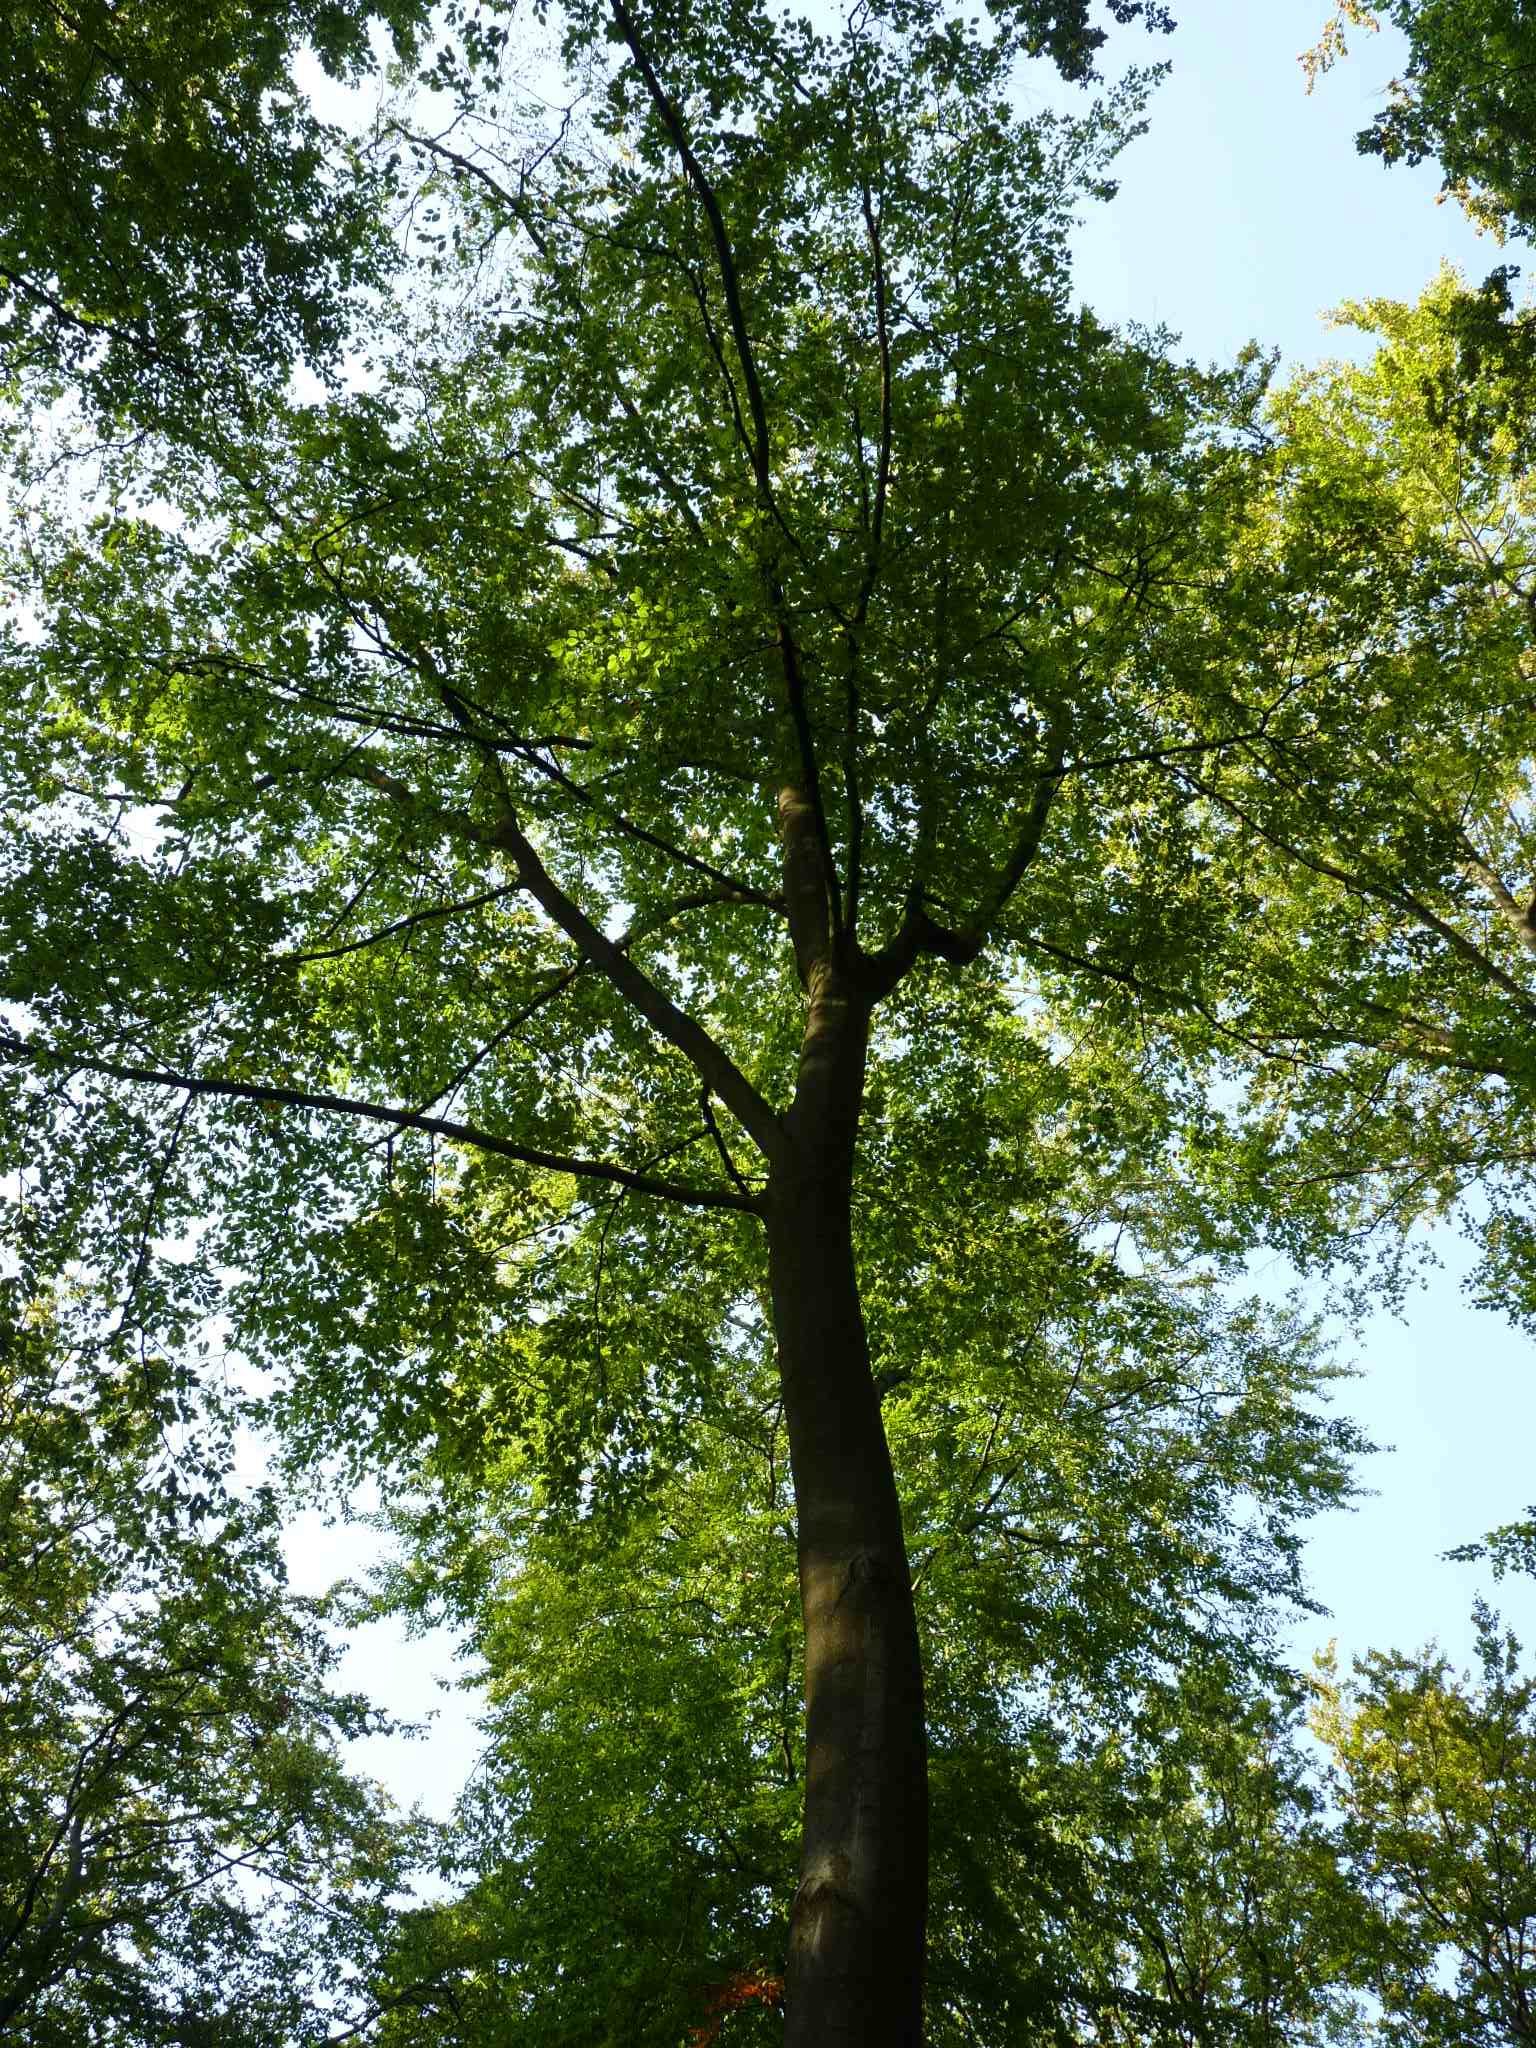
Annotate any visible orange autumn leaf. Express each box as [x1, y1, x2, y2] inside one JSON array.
[[688, 1967, 785, 2045]]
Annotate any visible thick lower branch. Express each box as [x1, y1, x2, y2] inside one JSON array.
[[491, 817, 786, 1160], [347, 730, 786, 1161], [0, 1034, 758, 1213], [1461, 839, 1536, 961]]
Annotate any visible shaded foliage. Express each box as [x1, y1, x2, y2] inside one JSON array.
[[0, 1280, 429, 2043]]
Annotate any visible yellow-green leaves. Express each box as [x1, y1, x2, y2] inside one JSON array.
[[1317, 1611, 1536, 2043]]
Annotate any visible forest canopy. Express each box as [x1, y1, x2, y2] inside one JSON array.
[[2, 0, 1535, 2040]]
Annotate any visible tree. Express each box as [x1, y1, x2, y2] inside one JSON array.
[[1275, 0, 1536, 1312], [0, 1279, 429, 2043], [3, 1, 1533, 2038], [1064, 1666, 1366, 2047], [0, 0, 430, 422], [1316, 1610, 1536, 2045], [1306, 0, 1536, 242], [0, 8, 1238, 2033], [1093, 270, 1536, 1315]]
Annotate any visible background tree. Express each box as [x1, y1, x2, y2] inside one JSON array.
[[1307, 0, 1536, 243], [0, 0, 431, 423], [1068, 1667, 1365, 2047], [1095, 270, 1536, 1313], [1316, 1608, 1536, 2046], [0, 1279, 432, 2043]]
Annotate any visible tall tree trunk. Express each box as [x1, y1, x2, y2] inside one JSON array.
[[767, 962, 928, 2046]]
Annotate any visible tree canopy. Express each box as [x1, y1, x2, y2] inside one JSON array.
[[1316, 1605, 1536, 2047], [1309, 0, 1536, 242], [0, 1283, 426, 2043], [3, 0, 1536, 2039]]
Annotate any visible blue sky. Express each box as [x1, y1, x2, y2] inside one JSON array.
[[291, 1, 1536, 1817], [1059, 0, 1495, 366], [1276, 1232, 1536, 1675]]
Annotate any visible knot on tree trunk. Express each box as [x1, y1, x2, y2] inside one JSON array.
[[834, 1551, 890, 1607]]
